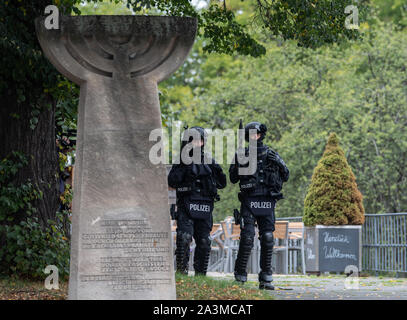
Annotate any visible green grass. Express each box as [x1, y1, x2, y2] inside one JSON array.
[[175, 273, 273, 300], [0, 273, 273, 300]]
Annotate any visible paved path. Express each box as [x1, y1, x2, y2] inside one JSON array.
[[206, 272, 407, 300]]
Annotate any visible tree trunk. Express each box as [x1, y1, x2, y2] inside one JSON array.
[[0, 93, 59, 228], [0, 1, 63, 234]]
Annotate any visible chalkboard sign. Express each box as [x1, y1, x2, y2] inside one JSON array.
[[318, 226, 361, 272]]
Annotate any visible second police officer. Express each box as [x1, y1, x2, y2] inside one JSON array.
[[229, 121, 289, 290], [168, 126, 227, 276]]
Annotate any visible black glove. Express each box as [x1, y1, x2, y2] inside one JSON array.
[[267, 149, 278, 163], [170, 204, 178, 220], [267, 149, 286, 170], [190, 164, 199, 178]]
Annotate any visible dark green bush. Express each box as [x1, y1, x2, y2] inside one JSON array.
[[0, 152, 41, 221], [0, 152, 70, 279], [0, 213, 70, 279]]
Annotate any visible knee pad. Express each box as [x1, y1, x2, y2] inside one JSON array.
[[260, 231, 274, 248], [177, 231, 192, 245], [197, 236, 211, 250], [240, 234, 254, 249]]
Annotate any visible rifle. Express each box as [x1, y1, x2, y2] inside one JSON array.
[[237, 119, 246, 167]]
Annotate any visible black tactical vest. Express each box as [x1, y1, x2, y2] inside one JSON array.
[[176, 154, 219, 202], [188, 167, 218, 199], [238, 145, 283, 197]]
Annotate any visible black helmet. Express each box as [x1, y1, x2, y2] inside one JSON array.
[[182, 126, 208, 146], [245, 121, 267, 142], [190, 126, 207, 143]]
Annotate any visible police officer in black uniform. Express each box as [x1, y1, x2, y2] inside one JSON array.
[[229, 122, 289, 290], [168, 126, 227, 276]]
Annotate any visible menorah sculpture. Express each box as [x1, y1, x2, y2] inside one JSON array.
[[35, 15, 196, 300]]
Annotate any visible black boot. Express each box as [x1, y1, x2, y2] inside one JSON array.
[[194, 237, 211, 276], [258, 231, 274, 289], [175, 231, 192, 274], [259, 281, 275, 290], [234, 234, 254, 283]]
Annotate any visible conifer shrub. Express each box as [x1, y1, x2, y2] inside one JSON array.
[[303, 133, 365, 226]]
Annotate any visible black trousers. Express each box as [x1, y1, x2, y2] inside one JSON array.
[[235, 197, 276, 282], [240, 199, 276, 237], [175, 203, 213, 274], [176, 204, 213, 240]]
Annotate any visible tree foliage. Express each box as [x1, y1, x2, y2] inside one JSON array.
[[75, 0, 374, 55], [372, 0, 407, 28], [162, 15, 407, 220], [1, 0, 406, 277], [255, 0, 366, 48], [303, 133, 365, 226]]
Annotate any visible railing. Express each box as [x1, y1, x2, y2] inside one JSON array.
[[275, 217, 304, 273], [181, 213, 407, 274], [362, 213, 407, 274], [277, 213, 407, 274], [276, 217, 303, 222], [206, 217, 306, 274]]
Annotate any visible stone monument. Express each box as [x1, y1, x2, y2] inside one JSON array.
[[35, 15, 197, 299]]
